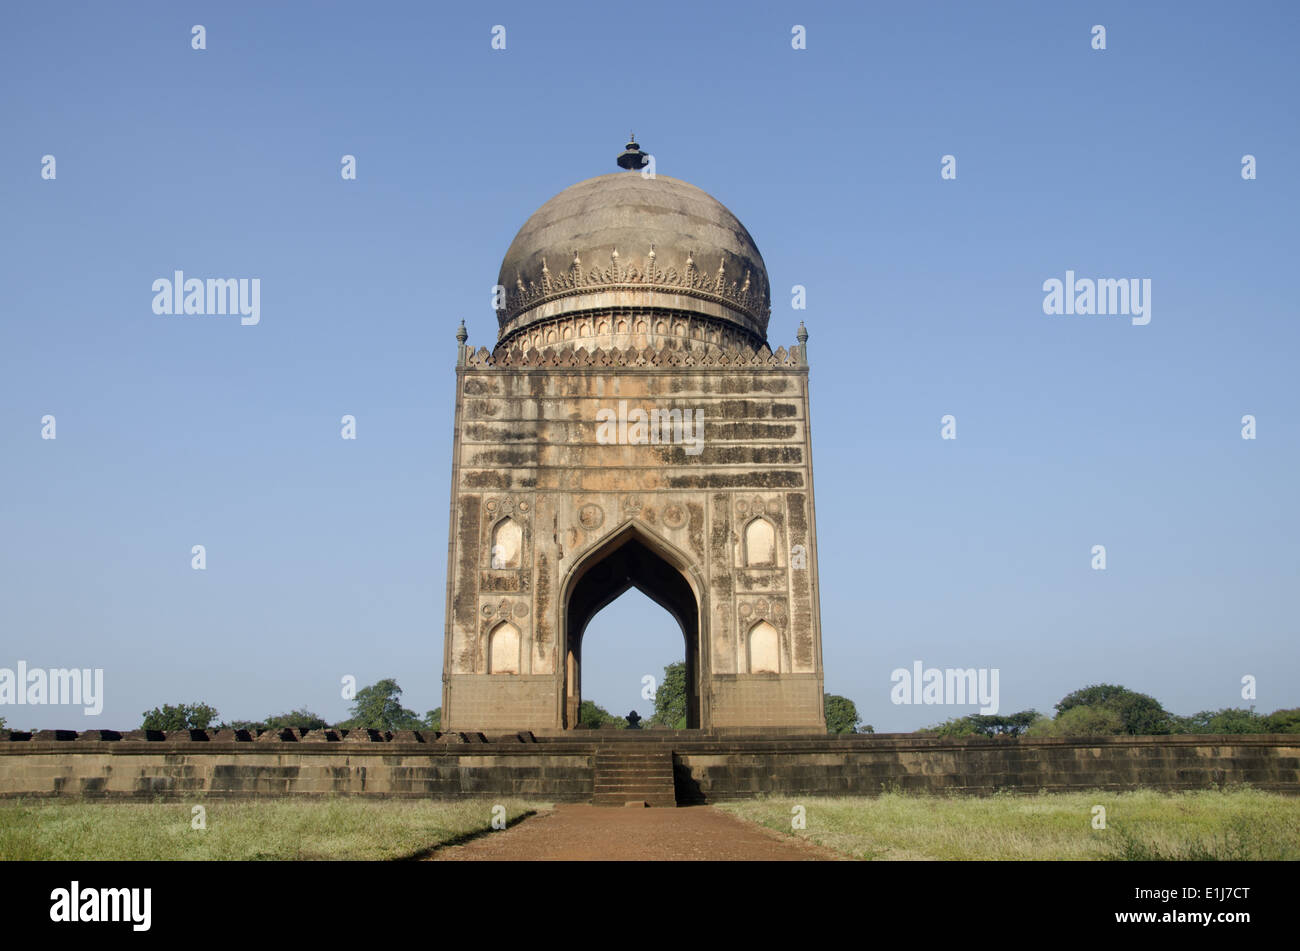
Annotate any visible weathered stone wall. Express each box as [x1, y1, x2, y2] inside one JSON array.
[[0, 730, 594, 801], [4, 731, 1296, 801], [442, 338, 826, 732], [674, 734, 1300, 800]]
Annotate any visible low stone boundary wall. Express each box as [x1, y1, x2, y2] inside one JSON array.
[[1, 730, 1296, 801], [669, 734, 1300, 801], [0, 729, 594, 801]]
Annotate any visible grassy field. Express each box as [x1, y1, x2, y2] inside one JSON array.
[[6, 789, 1296, 861], [0, 797, 546, 861], [716, 787, 1300, 860]]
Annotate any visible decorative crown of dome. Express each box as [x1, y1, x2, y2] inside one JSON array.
[[496, 149, 771, 350]]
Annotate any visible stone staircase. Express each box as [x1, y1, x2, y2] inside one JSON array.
[[592, 748, 677, 807]]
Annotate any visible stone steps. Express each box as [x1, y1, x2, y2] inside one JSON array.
[[592, 750, 677, 807]]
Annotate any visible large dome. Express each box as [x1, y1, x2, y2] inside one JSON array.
[[495, 166, 771, 352]]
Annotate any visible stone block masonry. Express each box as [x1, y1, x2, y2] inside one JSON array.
[[442, 340, 827, 733], [2, 730, 1296, 802]]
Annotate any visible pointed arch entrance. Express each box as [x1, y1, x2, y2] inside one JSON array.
[[560, 522, 704, 729]]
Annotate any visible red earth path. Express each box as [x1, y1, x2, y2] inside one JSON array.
[[430, 804, 844, 861]]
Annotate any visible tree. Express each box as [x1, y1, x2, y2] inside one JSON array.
[[918, 710, 1041, 737], [423, 708, 441, 731], [824, 694, 861, 734], [646, 661, 687, 729], [1056, 684, 1131, 713], [1055, 684, 1173, 735], [264, 708, 329, 730], [577, 699, 625, 729], [141, 702, 218, 731], [219, 720, 267, 731], [340, 678, 422, 731], [1263, 708, 1300, 733], [970, 711, 1041, 736], [1176, 708, 1268, 734], [1113, 694, 1173, 735], [918, 716, 980, 737]]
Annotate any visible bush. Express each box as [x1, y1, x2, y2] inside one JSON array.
[[1023, 714, 1057, 737], [1052, 705, 1125, 736]]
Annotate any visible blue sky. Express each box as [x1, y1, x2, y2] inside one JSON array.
[[2, 1, 1297, 731]]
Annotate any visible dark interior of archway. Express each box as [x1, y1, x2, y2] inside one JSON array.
[[566, 538, 699, 729]]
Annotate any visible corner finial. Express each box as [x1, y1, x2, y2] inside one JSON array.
[[456, 319, 468, 344], [617, 136, 649, 170], [796, 321, 808, 344]]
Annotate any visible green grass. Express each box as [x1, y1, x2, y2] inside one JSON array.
[[716, 787, 1300, 860], [0, 797, 547, 861]]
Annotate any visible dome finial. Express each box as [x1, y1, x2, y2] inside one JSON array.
[[617, 135, 649, 170]]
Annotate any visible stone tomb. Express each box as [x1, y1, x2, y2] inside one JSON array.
[[440, 145, 826, 732]]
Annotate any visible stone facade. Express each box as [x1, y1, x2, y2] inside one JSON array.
[[440, 339, 825, 731]]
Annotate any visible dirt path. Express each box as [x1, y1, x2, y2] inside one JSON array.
[[431, 804, 844, 861]]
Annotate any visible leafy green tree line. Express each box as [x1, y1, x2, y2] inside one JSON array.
[[128, 675, 1298, 738], [138, 679, 440, 732], [920, 684, 1300, 737]]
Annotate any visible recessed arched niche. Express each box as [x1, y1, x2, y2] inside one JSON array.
[[491, 518, 522, 569], [747, 620, 780, 674], [743, 517, 776, 567], [488, 621, 521, 674]]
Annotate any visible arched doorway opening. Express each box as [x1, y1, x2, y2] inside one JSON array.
[[561, 525, 702, 729], [580, 589, 684, 726]]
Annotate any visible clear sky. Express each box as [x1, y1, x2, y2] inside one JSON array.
[[2, 1, 1297, 731]]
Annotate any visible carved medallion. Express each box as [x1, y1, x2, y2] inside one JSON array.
[[486, 496, 518, 517], [579, 503, 605, 530], [483, 599, 526, 620]]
